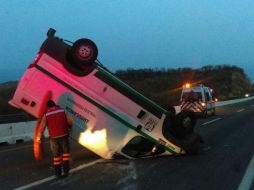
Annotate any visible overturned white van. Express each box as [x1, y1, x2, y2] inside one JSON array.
[[9, 29, 201, 159]]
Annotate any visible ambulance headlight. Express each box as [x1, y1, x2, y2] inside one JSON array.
[[201, 102, 206, 107]]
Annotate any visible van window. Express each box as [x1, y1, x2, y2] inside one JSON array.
[[121, 136, 155, 158], [205, 91, 211, 101], [182, 91, 202, 101]]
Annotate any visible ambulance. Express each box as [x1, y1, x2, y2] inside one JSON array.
[[9, 29, 201, 159], [180, 83, 215, 117]]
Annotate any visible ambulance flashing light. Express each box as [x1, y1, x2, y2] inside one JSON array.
[[183, 83, 191, 88]]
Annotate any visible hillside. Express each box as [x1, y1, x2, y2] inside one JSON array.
[[115, 65, 253, 107], [0, 65, 253, 116], [0, 81, 18, 115]]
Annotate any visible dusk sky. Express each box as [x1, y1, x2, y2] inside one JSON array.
[[0, 0, 254, 82]]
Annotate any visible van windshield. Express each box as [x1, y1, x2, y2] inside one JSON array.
[[182, 91, 202, 101]]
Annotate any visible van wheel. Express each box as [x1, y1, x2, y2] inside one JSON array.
[[64, 49, 96, 76], [71, 39, 98, 68], [173, 110, 197, 138]]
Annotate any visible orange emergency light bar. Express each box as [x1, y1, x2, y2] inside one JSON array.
[[183, 83, 191, 88]]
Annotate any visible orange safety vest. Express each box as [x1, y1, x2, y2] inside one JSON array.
[[45, 106, 69, 138]]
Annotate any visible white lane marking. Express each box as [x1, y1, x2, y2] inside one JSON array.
[[201, 118, 222, 126], [237, 154, 254, 190], [14, 176, 56, 190], [237, 109, 245, 112], [69, 159, 103, 173], [14, 159, 103, 190]]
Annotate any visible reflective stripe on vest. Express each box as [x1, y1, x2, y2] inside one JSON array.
[[46, 109, 65, 117]]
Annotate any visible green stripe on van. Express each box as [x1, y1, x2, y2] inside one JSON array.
[[35, 64, 176, 155]]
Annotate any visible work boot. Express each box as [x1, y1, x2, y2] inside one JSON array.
[[62, 161, 70, 178]]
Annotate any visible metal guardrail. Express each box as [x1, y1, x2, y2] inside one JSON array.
[[215, 96, 254, 107], [0, 120, 37, 145]]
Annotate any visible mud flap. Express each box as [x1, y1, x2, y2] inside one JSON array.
[[33, 91, 52, 160]]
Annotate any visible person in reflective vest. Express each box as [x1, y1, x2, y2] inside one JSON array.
[[38, 100, 72, 178]]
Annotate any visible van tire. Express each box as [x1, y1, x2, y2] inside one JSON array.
[[64, 51, 96, 76], [71, 38, 98, 67], [173, 110, 197, 138]]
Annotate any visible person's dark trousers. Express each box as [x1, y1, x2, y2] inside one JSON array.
[[62, 153, 70, 177], [50, 135, 70, 178]]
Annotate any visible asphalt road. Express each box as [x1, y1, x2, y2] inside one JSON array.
[[1, 99, 254, 190]]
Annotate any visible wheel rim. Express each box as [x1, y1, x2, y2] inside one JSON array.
[[182, 117, 192, 129], [77, 45, 93, 60]]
